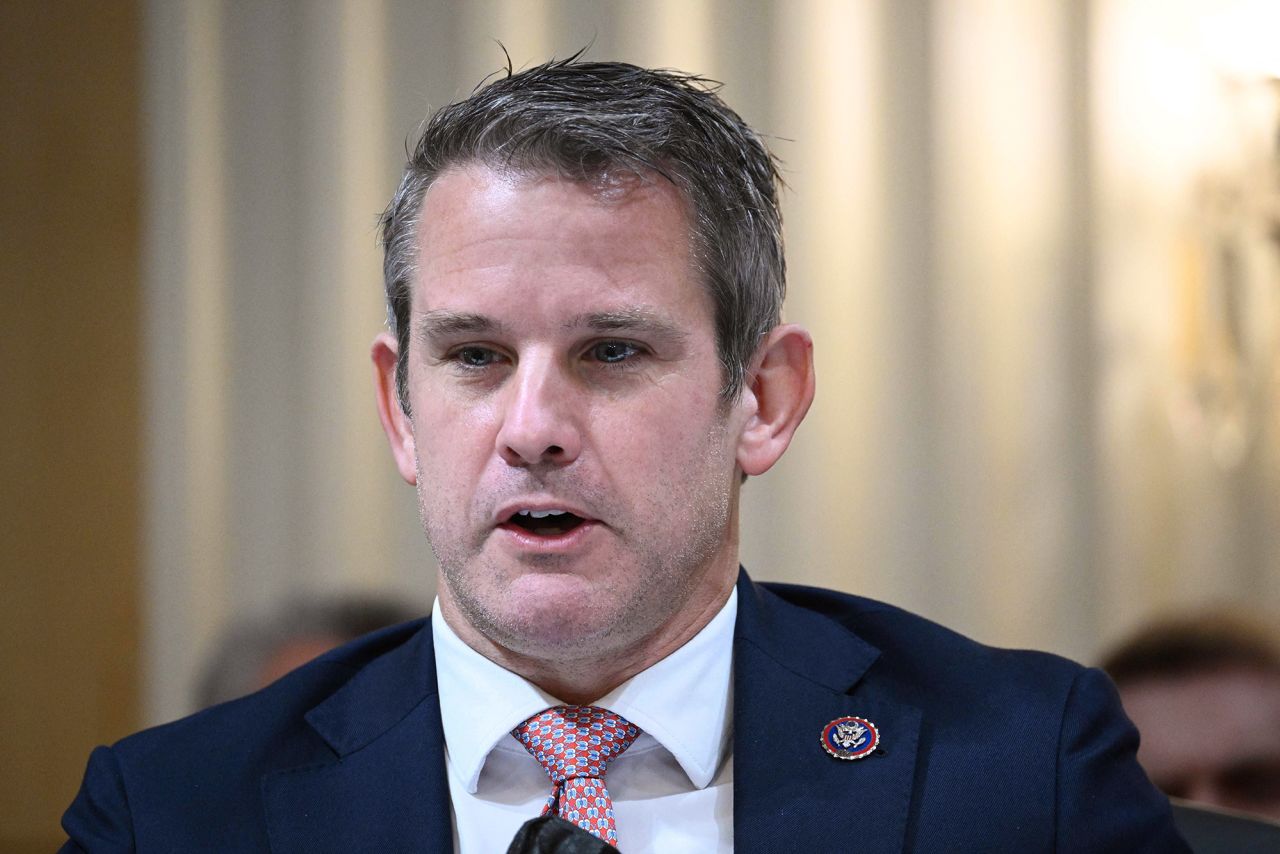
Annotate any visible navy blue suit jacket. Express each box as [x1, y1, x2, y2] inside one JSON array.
[[62, 572, 1189, 852]]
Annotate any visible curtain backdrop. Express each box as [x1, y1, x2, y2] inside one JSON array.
[[143, 0, 1280, 725]]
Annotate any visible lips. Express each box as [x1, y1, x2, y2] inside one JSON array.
[[512, 509, 587, 536], [494, 500, 601, 549]]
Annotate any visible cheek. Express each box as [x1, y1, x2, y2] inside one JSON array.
[[593, 398, 734, 479], [410, 428, 487, 509], [587, 398, 692, 465], [413, 391, 501, 455]]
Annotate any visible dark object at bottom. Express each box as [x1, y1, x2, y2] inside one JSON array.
[[1170, 800, 1280, 853], [506, 815, 623, 854]]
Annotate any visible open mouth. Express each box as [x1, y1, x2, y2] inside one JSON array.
[[504, 509, 588, 537]]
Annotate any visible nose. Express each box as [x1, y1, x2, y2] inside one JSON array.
[[495, 355, 582, 468]]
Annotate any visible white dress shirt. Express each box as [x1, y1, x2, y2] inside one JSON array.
[[433, 589, 737, 853]]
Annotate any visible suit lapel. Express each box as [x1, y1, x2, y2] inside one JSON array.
[[261, 620, 454, 853], [733, 574, 921, 854]]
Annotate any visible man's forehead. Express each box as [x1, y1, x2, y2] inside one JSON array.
[[428, 159, 674, 203], [405, 163, 712, 333], [414, 162, 696, 247]]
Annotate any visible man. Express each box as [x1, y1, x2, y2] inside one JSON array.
[[62, 59, 1188, 852], [1103, 612, 1280, 821]]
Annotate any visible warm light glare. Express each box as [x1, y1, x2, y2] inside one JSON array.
[[1199, 0, 1280, 80], [1095, 0, 1224, 198]]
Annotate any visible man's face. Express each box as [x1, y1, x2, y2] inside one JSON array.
[[390, 165, 749, 665], [1120, 668, 1280, 818]]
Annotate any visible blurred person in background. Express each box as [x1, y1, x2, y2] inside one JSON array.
[[1103, 611, 1280, 821], [197, 595, 422, 709]]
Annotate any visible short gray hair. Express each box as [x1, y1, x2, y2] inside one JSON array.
[[379, 56, 785, 413]]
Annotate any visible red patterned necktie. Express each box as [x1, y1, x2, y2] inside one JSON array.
[[512, 705, 641, 848]]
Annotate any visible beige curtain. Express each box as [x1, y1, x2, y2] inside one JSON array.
[[143, 0, 1280, 725]]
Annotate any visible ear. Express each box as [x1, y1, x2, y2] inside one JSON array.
[[371, 332, 418, 485], [735, 324, 815, 477]]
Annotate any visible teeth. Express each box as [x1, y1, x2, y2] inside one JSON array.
[[517, 509, 568, 519]]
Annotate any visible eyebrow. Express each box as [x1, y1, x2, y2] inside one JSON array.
[[412, 307, 689, 345], [414, 310, 509, 343], [564, 308, 688, 344]]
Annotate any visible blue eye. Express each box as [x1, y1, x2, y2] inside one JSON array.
[[455, 347, 497, 367], [591, 341, 638, 364]]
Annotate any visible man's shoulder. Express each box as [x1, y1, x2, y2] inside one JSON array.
[[744, 580, 1187, 851], [62, 619, 435, 849], [753, 579, 1085, 706], [112, 617, 430, 777]]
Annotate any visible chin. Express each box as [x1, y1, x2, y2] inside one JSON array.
[[503, 598, 619, 651], [464, 586, 637, 662]]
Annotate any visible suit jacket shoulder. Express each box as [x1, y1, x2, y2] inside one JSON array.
[[736, 578, 1189, 853], [60, 618, 447, 853], [757, 579, 1084, 706]]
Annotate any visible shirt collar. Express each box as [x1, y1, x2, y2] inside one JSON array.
[[433, 588, 737, 793]]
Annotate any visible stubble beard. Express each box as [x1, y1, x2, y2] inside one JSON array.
[[416, 432, 738, 668]]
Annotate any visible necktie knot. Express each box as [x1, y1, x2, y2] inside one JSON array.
[[513, 705, 640, 846]]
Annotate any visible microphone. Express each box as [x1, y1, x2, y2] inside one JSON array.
[[505, 815, 622, 854]]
